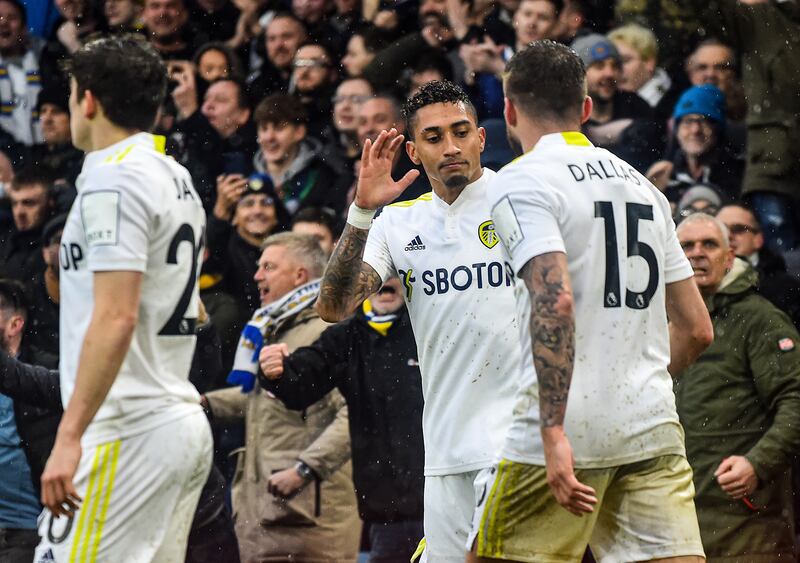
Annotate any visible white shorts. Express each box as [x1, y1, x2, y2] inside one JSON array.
[[419, 470, 482, 563], [34, 410, 212, 563]]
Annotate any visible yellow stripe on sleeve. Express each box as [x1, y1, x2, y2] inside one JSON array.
[[410, 537, 426, 562], [69, 445, 105, 563], [153, 135, 166, 154], [90, 440, 121, 561]]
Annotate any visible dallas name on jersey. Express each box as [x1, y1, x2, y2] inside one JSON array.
[[363, 168, 520, 476]]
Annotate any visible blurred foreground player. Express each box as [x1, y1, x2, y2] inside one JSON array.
[[470, 40, 714, 562], [35, 36, 212, 562]]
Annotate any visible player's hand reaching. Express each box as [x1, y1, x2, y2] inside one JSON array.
[[354, 129, 420, 211], [268, 467, 307, 498], [542, 428, 597, 516], [41, 435, 83, 518], [715, 456, 758, 499], [260, 343, 289, 379]]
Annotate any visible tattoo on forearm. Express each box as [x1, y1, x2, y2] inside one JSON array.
[[521, 255, 576, 428], [319, 224, 383, 316]]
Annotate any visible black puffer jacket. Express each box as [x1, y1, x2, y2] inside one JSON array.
[[261, 306, 424, 524]]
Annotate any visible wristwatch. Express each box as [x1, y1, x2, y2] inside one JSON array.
[[295, 461, 316, 482]]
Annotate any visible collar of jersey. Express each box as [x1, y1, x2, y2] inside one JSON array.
[[431, 167, 490, 210], [531, 132, 594, 153], [78, 132, 166, 190]]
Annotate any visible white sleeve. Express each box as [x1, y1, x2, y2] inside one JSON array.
[[490, 167, 566, 275], [80, 169, 152, 273], [656, 191, 694, 284], [362, 209, 395, 282]]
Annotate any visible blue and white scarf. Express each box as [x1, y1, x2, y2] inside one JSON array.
[[227, 278, 321, 392]]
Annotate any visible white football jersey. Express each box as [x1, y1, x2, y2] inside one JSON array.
[[59, 133, 206, 446], [364, 169, 520, 476], [489, 132, 694, 468]]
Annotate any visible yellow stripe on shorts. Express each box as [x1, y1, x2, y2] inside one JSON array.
[[477, 460, 508, 555], [69, 440, 121, 563]]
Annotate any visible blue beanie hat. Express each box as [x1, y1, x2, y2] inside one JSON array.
[[673, 85, 726, 124]]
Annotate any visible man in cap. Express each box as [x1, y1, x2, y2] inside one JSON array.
[[572, 33, 663, 172]]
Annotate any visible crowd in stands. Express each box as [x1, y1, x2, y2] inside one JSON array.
[[0, 0, 799, 560]]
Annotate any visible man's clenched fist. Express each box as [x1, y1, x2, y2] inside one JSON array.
[[260, 343, 289, 379]]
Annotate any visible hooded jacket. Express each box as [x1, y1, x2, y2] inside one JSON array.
[[675, 259, 800, 560], [253, 137, 352, 215]]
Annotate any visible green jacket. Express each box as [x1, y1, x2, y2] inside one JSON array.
[[675, 260, 800, 561], [686, 0, 800, 199]]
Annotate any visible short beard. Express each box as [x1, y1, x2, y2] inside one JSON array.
[[444, 174, 469, 189], [506, 128, 523, 158]]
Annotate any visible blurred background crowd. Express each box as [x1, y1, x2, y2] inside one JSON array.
[[0, 0, 799, 560]]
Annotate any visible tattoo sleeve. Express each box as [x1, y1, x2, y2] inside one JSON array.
[[317, 223, 383, 320], [520, 252, 576, 428]]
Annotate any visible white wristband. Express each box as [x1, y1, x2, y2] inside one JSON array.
[[346, 203, 377, 230]]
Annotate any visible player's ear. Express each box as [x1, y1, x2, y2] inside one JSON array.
[[477, 126, 486, 153], [581, 96, 593, 124], [503, 97, 516, 128], [406, 140, 421, 166], [83, 90, 99, 119]]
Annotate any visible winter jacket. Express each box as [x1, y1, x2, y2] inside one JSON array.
[[261, 306, 424, 524], [687, 0, 800, 201], [0, 225, 45, 285], [674, 260, 800, 561], [751, 246, 800, 330], [206, 307, 361, 563]]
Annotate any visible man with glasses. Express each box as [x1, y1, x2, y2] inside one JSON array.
[[291, 42, 338, 141], [646, 85, 743, 205], [717, 203, 800, 328]]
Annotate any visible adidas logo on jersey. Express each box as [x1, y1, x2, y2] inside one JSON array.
[[404, 236, 426, 251], [37, 549, 56, 562]]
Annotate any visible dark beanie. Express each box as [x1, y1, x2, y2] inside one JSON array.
[[36, 83, 70, 114]]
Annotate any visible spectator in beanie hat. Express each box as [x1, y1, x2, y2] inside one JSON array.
[[207, 172, 291, 314], [647, 84, 744, 205]]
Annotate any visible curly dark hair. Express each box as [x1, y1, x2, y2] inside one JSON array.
[[65, 34, 168, 132], [401, 80, 478, 140]]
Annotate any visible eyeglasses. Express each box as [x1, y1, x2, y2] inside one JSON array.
[[726, 223, 760, 235], [293, 58, 330, 69], [679, 115, 713, 128], [332, 95, 371, 105]]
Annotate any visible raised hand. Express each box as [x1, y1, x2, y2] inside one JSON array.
[[259, 343, 289, 379], [354, 129, 420, 210]]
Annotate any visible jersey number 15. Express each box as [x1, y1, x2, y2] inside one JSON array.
[[594, 202, 659, 310]]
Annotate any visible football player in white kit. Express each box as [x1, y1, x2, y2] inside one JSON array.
[[34, 36, 212, 562], [468, 41, 714, 562], [316, 81, 520, 562]]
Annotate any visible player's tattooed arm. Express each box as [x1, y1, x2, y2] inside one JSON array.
[[317, 223, 383, 322], [520, 252, 576, 428]]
